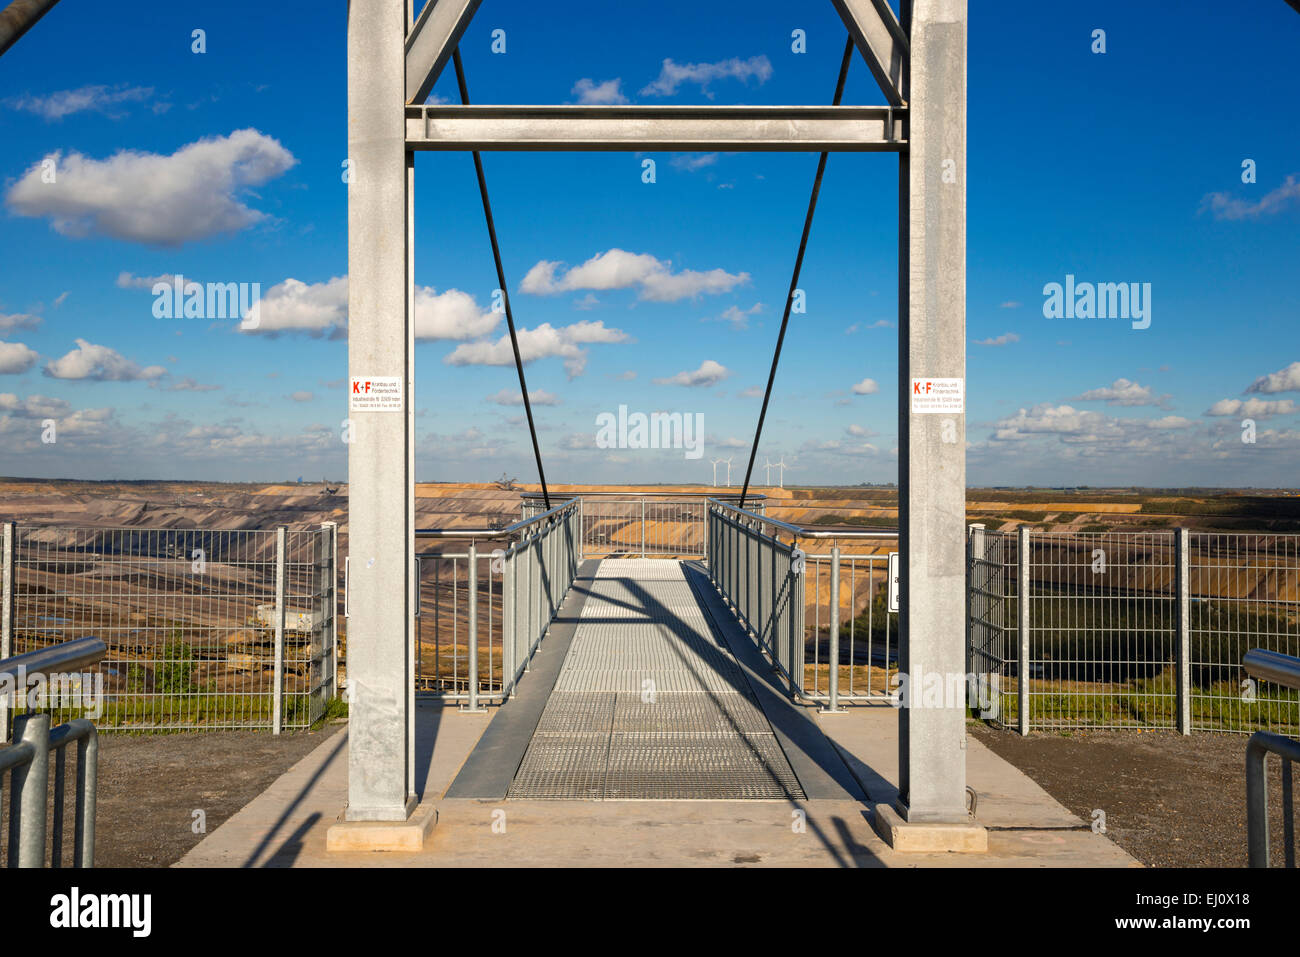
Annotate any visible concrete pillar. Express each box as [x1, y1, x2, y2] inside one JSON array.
[[344, 0, 415, 822], [896, 0, 968, 824]]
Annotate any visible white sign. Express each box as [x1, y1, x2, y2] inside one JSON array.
[[910, 377, 964, 413], [888, 552, 900, 613], [350, 376, 403, 412]]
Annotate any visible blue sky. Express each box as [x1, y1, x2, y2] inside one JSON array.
[[1, 0, 1298, 486]]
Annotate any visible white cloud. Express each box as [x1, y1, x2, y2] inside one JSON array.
[[1246, 361, 1300, 395], [1074, 378, 1164, 407], [444, 320, 629, 378], [851, 378, 880, 395], [162, 377, 220, 392], [974, 332, 1020, 347], [521, 248, 748, 302], [1204, 397, 1297, 418], [43, 339, 166, 381], [240, 276, 500, 341], [5, 129, 297, 246], [846, 424, 875, 437], [53, 292, 69, 307], [653, 359, 730, 388], [0, 313, 41, 335], [737, 385, 763, 398], [0, 342, 39, 375], [640, 56, 773, 97], [705, 303, 762, 329], [487, 388, 562, 407], [289, 391, 314, 402], [671, 153, 720, 172], [8, 84, 155, 121], [571, 78, 627, 104], [990, 404, 1195, 445], [1201, 174, 1300, 221], [116, 271, 178, 290], [999, 301, 1021, 309]]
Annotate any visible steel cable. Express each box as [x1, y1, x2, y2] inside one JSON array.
[[453, 48, 551, 509], [738, 36, 855, 508]]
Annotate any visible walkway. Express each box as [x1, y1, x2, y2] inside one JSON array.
[[507, 559, 802, 800]]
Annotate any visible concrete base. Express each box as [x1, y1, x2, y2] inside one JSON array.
[[326, 802, 437, 853], [871, 803, 988, 853]]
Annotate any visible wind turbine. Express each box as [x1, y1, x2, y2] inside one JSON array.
[[772, 457, 794, 488], [763, 459, 773, 486], [723, 456, 734, 487], [709, 458, 724, 486]]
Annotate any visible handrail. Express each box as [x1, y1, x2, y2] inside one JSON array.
[[415, 496, 579, 539], [1245, 648, 1300, 691], [0, 637, 107, 683], [521, 490, 765, 501], [1247, 730, 1300, 867], [707, 498, 898, 540]]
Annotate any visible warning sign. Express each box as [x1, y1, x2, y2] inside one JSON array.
[[910, 377, 964, 413], [350, 376, 404, 412]]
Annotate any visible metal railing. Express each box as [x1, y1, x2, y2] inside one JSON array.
[[968, 527, 1300, 735], [705, 500, 807, 696], [804, 549, 898, 708], [415, 498, 581, 708], [703, 499, 900, 706], [2, 522, 339, 732], [1244, 649, 1300, 867], [523, 491, 764, 559], [1, 636, 103, 867]]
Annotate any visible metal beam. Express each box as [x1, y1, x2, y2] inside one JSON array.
[[406, 104, 906, 151], [896, 0, 968, 825], [831, 0, 909, 106], [0, 0, 61, 58], [346, 0, 416, 823], [405, 0, 481, 105]]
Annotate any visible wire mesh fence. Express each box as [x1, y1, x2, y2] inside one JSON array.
[[1190, 534, 1300, 733], [967, 527, 1300, 735], [2, 523, 338, 732]]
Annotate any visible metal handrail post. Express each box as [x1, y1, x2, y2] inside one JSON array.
[[10, 712, 50, 867], [823, 545, 842, 713], [463, 542, 484, 712]]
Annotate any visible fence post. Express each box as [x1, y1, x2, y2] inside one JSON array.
[[1018, 526, 1031, 736], [11, 712, 50, 867], [1, 521, 14, 743], [320, 521, 338, 711], [823, 545, 842, 713], [1176, 527, 1191, 735], [640, 498, 646, 558], [967, 524, 984, 715], [272, 525, 287, 735]]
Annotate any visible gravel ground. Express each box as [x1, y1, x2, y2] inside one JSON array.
[[94, 724, 342, 867], [971, 724, 1294, 867]]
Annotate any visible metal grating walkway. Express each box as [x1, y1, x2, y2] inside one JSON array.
[[507, 560, 805, 800]]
